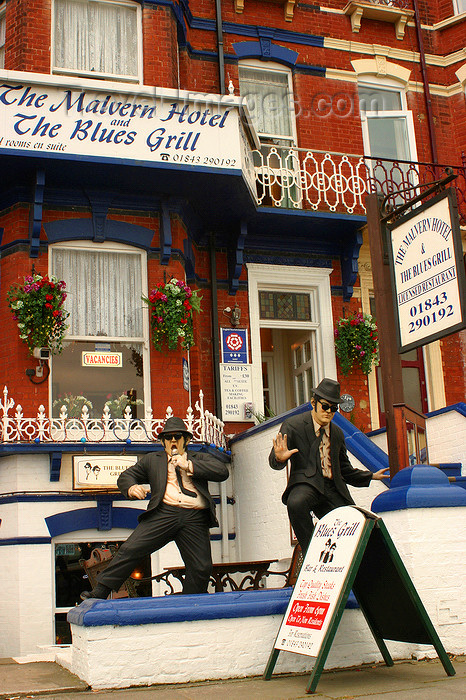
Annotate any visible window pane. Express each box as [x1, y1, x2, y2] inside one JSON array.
[[259, 291, 311, 320], [53, 249, 143, 338], [52, 340, 144, 418], [358, 87, 402, 114], [366, 116, 410, 161]]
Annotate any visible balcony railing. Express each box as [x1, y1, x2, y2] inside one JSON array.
[[252, 146, 466, 224], [0, 387, 227, 450]]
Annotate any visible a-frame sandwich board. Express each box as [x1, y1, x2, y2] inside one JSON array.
[[263, 506, 455, 694]]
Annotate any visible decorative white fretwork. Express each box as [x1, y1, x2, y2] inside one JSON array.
[[0, 387, 227, 450]]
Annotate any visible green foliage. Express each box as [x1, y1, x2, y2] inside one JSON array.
[[7, 274, 70, 355], [142, 278, 202, 351], [104, 393, 144, 418], [53, 394, 93, 418], [334, 312, 379, 375]]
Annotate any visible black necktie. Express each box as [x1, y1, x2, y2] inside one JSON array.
[[175, 466, 197, 498]]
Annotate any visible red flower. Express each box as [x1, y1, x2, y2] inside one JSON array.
[[45, 302, 53, 309], [46, 294, 53, 301]]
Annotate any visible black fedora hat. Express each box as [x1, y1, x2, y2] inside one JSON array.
[[158, 416, 193, 440], [312, 378, 342, 404]]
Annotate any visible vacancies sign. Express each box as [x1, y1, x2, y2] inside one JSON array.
[[388, 189, 466, 352], [0, 73, 245, 170]]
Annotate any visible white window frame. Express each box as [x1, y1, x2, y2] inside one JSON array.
[[453, 0, 466, 16], [0, 3, 6, 70], [359, 79, 418, 163], [247, 263, 336, 416], [49, 239, 150, 415], [51, 0, 143, 83]]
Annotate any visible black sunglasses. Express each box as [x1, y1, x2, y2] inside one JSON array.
[[164, 433, 183, 441], [317, 399, 338, 413]]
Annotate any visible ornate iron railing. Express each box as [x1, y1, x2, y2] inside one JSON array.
[[0, 386, 227, 450], [252, 146, 466, 224]]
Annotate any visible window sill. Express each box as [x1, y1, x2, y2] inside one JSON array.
[[234, 0, 296, 22], [343, 1, 415, 39]]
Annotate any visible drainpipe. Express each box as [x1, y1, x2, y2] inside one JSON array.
[[412, 0, 438, 164], [209, 234, 222, 420], [215, 0, 226, 95]]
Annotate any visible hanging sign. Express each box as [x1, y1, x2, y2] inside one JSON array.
[[82, 351, 122, 367], [388, 189, 466, 353], [221, 328, 249, 363], [219, 363, 253, 421]]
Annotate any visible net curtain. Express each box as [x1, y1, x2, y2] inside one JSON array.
[[54, 0, 138, 77], [53, 248, 143, 339]]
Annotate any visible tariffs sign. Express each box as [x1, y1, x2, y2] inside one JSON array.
[[388, 189, 466, 353]]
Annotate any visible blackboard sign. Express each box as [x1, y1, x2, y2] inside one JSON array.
[[264, 506, 455, 694]]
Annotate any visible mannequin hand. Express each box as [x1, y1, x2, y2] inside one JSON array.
[[372, 468, 390, 481], [128, 485, 150, 499], [273, 432, 299, 463]]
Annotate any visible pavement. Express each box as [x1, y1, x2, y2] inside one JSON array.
[[1, 654, 465, 700]]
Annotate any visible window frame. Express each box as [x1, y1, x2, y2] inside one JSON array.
[[51, 0, 143, 84], [49, 240, 150, 417], [453, 0, 466, 16], [238, 59, 298, 146]]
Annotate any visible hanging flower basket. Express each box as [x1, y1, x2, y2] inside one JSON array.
[[7, 273, 70, 355], [334, 312, 379, 376], [142, 278, 202, 351]]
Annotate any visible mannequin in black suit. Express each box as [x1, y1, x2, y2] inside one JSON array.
[[81, 417, 229, 600], [269, 378, 388, 553]]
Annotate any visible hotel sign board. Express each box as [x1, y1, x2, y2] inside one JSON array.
[[388, 189, 466, 353], [0, 72, 253, 171]]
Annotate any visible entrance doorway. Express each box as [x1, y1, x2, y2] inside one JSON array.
[[260, 328, 317, 416]]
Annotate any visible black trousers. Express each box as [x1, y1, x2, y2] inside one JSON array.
[[286, 480, 350, 554], [98, 504, 213, 594]]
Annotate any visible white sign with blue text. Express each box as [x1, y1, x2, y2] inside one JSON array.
[[389, 189, 466, 352], [0, 73, 245, 169]]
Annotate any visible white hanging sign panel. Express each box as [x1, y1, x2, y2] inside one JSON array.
[[388, 189, 466, 352]]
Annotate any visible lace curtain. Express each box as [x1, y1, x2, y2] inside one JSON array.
[[54, 0, 138, 78], [52, 248, 143, 338], [0, 10, 5, 70], [238, 67, 293, 140]]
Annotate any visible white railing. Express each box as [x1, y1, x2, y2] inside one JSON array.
[[0, 386, 227, 450], [252, 147, 466, 224], [253, 147, 368, 213]]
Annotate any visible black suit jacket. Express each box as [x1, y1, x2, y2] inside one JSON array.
[[117, 450, 229, 528], [269, 410, 372, 505]]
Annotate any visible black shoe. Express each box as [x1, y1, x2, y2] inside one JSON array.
[[80, 584, 111, 601]]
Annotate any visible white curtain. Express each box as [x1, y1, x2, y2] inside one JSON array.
[[239, 67, 293, 139], [0, 11, 6, 69], [53, 248, 143, 338], [54, 0, 138, 77]]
